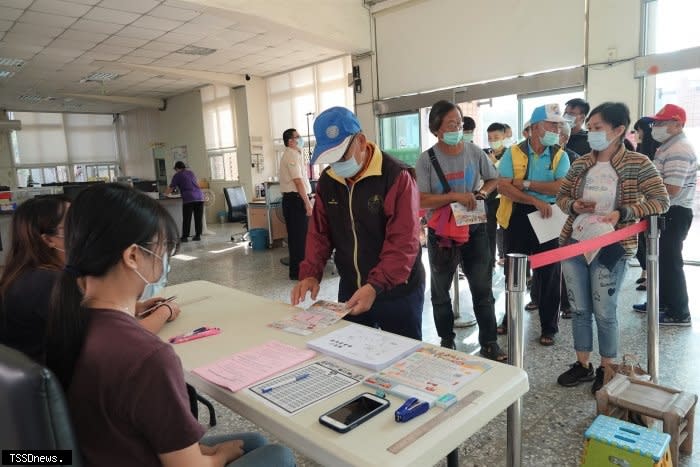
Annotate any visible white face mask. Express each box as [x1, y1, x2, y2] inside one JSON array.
[[133, 245, 170, 300], [651, 126, 672, 143], [489, 140, 504, 150]]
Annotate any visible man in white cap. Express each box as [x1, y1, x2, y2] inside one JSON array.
[[496, 103, 571, 346], [290, 107, 425, 339]]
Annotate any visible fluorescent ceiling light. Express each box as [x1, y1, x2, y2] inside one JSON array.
[[81, 71, 120, 82], [176, 45, 217, 56], [0, 57, 25, 67], [0, 70, 15, 79]]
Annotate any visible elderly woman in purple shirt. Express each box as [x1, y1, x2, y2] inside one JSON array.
[[167, 161, 204, 242]]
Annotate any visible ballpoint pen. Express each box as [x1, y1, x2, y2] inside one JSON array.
[[136, 295, 177, 318], [261, 373, 310, 393]]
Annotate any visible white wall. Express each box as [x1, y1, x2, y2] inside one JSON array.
[[244, 77, 276, 187], [587, 0, 642, 119], [116, 108, 164, 179], [373, 0, 585, 98]]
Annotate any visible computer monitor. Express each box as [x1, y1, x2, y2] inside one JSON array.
[[61, 182, 105, 201]]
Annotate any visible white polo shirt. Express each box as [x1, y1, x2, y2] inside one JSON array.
[[279, 146, 311, 194]]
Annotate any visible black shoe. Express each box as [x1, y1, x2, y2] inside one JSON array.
[[557, 361, 594, 387], [180, 237, 189, 243], [480, 342, 507, 362], [591, 366, 605, 394], [440, 338, 456, 349], [561, 308, 573, 319], [192, 235, 201, 241]]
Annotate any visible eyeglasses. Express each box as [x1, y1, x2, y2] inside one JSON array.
[[442, 121, 463, 132]]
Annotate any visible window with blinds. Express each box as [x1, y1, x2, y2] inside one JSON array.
[[200, 84, 238, 181]]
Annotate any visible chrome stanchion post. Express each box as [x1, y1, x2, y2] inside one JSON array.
[[506, 253, 527, 467], [646, 215, 660, 384]]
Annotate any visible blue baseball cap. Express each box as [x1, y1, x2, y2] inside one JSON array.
[[530, 103, 566, 125], [311, 107, 362, 165]]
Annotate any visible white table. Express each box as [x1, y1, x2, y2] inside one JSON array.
[[159, 280, 529, 467]]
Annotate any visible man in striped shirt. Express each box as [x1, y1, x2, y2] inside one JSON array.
[[634, 104, 696, 326]]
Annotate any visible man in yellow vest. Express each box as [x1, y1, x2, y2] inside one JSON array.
[[496, 104, 571, 346]]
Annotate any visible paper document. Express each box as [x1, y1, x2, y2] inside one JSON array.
[[193, 341, 316, 392], [527, 205, 568, 244], [306, 323, 422, 371], [450, 200, 486, 226], [268, 300, 349, 336], [364, 346, 492, 402], [571, 214, 615, 264]]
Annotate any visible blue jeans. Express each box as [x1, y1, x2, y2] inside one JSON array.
[[201, 432, 295, 467], [561, 249, 628, 359]]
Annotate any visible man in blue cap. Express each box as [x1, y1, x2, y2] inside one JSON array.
[[290, 106, 425, 339], [496, 103, 571, 346]]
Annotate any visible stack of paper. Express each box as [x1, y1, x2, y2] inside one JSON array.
[[306, 324, 422, 371]]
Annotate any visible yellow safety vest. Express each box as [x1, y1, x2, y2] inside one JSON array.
[[496, 141, 566, 229]]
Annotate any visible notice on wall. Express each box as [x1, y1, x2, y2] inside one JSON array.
[[172, 145, 188, 166]]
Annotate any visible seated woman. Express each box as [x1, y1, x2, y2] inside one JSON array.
[[0, 195, 180, 363], [46, 183, 295, 467]]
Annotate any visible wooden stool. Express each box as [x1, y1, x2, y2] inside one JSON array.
[[596, 374, 697, 467], [582, 415, 672, 466]]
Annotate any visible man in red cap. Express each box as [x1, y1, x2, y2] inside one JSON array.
[[633, 104, 695, 326]]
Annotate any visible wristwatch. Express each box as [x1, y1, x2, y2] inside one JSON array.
[[522, 180, 531, 190]]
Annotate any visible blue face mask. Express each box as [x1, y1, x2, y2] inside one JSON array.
[[442, 131, 463, 146], [462, 132, 474, 143], [134, 246, 170, 301], [540, 131, 559, 147], [331, 155, 361, 178], [587, 131, 611, 151], [296, 136, 304, 148]]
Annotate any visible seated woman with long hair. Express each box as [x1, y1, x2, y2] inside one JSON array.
[[46, 183, 294, 467], [0, 195, 181, 363]]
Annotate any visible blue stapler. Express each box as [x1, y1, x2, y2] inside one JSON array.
[[394, 397, 430, 423]]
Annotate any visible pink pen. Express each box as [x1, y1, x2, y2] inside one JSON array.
[[169, 326, 221, 344]]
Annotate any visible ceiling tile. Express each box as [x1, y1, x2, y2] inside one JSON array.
[[29, 0, 92, 17], [2, 31, 54, 47], [103, 35, 149, 48], [117, 25, 164, 40], [120, 55, 154, 65], [84, 7, 140, 25], [169, 22, 212, 37], [50, 38, 96, 51], [0, 0, 32, 9], [233, 23, 267, 35], [11, 22, 65, 38], [0, 44, 44, 59], [140, 40, 181, 52], [80, 51, 121, 61], [150, 57, 188, 67], [72, 19, 124, 34], [156, 30, 203, 45], [18, 10, 76, 28], [189, 13, 237, 29], [128, 47, 167, 58], [225, 42, 266, 57], [255, 32, 291, 47], [42, 46, 84, 58], [97, 0, 159, 14], [90, 43, 133, 55], [0, 7, 23, 21], [59, 30, 109, 43], [0, 20, 13, 32], [149, 5, 199, 21], [59, 0, 100, 4], [217, 29, 257, 44], [130, 15, 182, 32]]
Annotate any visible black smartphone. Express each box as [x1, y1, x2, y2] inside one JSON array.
[[318, 393, 390, 433]]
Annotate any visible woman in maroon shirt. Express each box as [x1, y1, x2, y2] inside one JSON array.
[[46, 183, 294, 467]]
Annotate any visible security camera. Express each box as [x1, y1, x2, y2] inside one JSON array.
[[245, 74, 251, 81]]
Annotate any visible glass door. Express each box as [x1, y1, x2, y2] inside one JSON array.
[[651, 68, 700, 263], [379, 112, 421, 167]]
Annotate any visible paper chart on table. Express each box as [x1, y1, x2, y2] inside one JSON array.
[[192, 340, 316, 392], [268, 300, 349, 336], [248, 360, 365, 415]]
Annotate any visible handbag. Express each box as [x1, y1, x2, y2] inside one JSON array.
[[425, 148, 469, 246]]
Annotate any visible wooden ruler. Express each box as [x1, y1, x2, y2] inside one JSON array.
[[387, 390, 484, 454]]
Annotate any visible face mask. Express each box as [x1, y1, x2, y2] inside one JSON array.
[[296, 137, 304, 148], [563, 113, 577, 125], [442, 131, 463, 146], [462, 132, 474, 143], [489, 140, 504, 150], [539, 131, 559, 147], [504, 137, 513, 146], [651, 126, 672, 143], [331, 155, 362, 178], [588, 131, 612, 151], [134, 246, 170, 301]]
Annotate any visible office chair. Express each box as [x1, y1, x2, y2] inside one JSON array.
[[187, 384, 217, 427], [223, 186, 249, 242], [0, 344, 82, 466]]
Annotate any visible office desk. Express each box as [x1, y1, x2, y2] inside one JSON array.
[[160, 281, 528, 467]]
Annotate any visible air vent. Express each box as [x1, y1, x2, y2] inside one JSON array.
[[81, 71, 120, 83], [18, 95, 56, 103], [176, 45, 217, 56], [0, 57, 25, 67], [0, 70, 15, 79]]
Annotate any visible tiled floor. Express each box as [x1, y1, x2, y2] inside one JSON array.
[[169, 224, 699, 467]]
